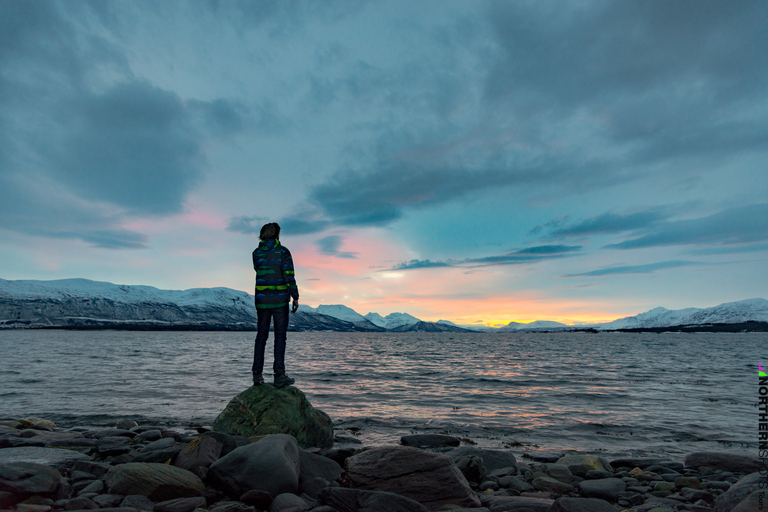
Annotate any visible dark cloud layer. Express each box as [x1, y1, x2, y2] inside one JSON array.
[[550, 211, 669, 238], [564, 260, 698, 278], [316, 235, 356, 259], [391, 244, 582, 270]]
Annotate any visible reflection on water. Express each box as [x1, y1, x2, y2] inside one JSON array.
[[0, 330, 760, 457]]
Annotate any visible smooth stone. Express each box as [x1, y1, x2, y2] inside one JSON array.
[[153, 497, 207, 512], [269, 493, 309, 512], [69, 471, 97, 483], [209, 501, 254, 512], [174, 436, 223, 471], [675, 476, 702, 489], [577, 477, 626, 501], [105, 463, 205, 501], [16, 504, 52, 512], [531, 476, 575, 494], [450, 447, 517, 472], [92, 429, 136, 439], [301, 477, 331, 499], [208, 434, 300, 498], [134, 430, 163, 443], [120, 494, 155, 511], [239, 489, 274, 509], [0, 447, 89, 469], [610, 458, 684, 472], [556, 454, 611, 477], [732, 490, 762, 512], [45, 439, 99, 454], [547, 496, 617, 512], [298, 451, 342, 492], [95, 439, 133, 457], [400, 434, 461, 449], [213, 386, 334, 449], [454, 454, 486, 483], [334, 435, 362, 445], [483, 495, 553, 512], [0, 462, 62, 498], [685, 452, 759, 474], [64, 497, 98, 510], [196, 432, 240, 457], [680, 488, 715, 503], [541, 463, 573, 483], [71, 461, 111, 478], [116, 420, 139, 430], [76, 479, 104, 495], [501, 475, 533, 493], [321, 445, 363, 465], [0, 436, 46, 449], [714, 473, 761, 512], [17, 418, 56, 431], [583, 470, 613, 479], [92, 495, 124, 508], [133, 438, 182, 463], [318, 487, 430, 512], [344, 445, 480, 510]]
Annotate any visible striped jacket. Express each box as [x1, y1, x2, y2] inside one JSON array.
[[252, 239, 299, 309]]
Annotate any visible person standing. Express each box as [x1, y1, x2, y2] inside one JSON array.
[[252, 222, 299, 387]]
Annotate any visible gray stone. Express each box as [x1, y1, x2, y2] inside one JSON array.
[[321, 445, 363, 466], [484, 495, 554, 512], [299, 451, 342, 485], [715, 473, 761, 512], [450, 446, 517, 472], [501, 475, 533, 493], [44, 439, 99, 454], [609, 458, 684, 472], [400, 434, 460, 449], [71, 461, 111, 478], [92, 495, 124, 508], [583, 470, 613, 479], [318, 487, 430, 512], [577, 477, 626, 501], [547, 497, 617, 512], [344, 445, 480, 510], [134, 430, 163, 443], [208, 434, 300, 498], [174, 436, 223, 471], [209, 501, 255, 512], [64, 497, 99, 509], [92, 429, 136, 439], [105, 463, 205, 501], [454, 454, 487, 483], [685, 452, 759, 474], [213, 386, 334, 449], [0, 462, 62, 498], [732, 490, 762, 512], [680, 487, 715, 503], [301, 477, 330, 499], [269, 493, 308, 512], [541, 463, 573, 484], [675, 476, 702, 489], [76, 479, 104, 495], [334, 435, 362, 445], [239, 489, 273, 508], [153, 497, 207, 512], [0, 447, 89, 469], [532, 476, 575, 495], [133, 438, 182, 463], [120, 494, 156, 512], [96, 439, 133, 457], [116, 420, 139, 430], [556, 454, 611, 477]]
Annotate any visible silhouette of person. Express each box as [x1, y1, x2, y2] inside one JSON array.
[[251, 222, 299, 387]]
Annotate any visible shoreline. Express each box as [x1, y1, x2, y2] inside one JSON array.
[[0, 415, 761, 512]]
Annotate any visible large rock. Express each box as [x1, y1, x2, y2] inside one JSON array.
[[547, 497, 617, 512], [318, 487, 430, 512], [577, 478, 626, 501], [105, 463, 205, 501], [685, 452, 759, 473], [208, 434, 300, 498], [555, 454, 611, 477], [715, 473, 761, 512], [344, 445, 480, 510], [732, 490, 761, 512], [400, 434, 460, 449], [174, 436, 223, 471], [0, 446, 90, 469], [213, 386, 333, 449], [299, 451, 342, 489], [484, 496, 553, 512], [449, 447, 517, 472], [133, 438, 182, 463], [0, 462, 62, 499]]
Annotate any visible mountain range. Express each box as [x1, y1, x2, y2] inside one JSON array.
[[1, 278, 766, 332]]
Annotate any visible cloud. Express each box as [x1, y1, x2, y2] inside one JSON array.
[[226, 216, 265, 235], [606, 204, 768, 249], [564, 260, 698, 278], [550, 211, 669, 238], [316, 235, 357, 259], [389, 244, 581, 270]]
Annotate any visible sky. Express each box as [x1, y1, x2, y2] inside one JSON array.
[[1, 0, 767, 326]]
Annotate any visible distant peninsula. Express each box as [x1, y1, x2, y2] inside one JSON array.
[[1, 278, 766, 333]]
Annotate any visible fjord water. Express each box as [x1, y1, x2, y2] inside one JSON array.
[[0, 330, 759, 458]]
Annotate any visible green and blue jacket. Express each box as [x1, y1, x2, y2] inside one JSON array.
[[252, 239, 299, 309]]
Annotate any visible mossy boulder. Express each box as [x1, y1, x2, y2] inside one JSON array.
[[213, 385, 333, 449]]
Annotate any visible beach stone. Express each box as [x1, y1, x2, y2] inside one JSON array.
[[484, 495, 554, 512], [610, 458, 684, 472], [322, 445, 363, 465], [732, 490, 761, 512], [577, 478, 626, 501], [501, 475, 533, 493], [134, 430, 163, 443], [116, 420, 139, 430], [556, 454, 611, 477], [240, 489, 273, 508], [344, 445, 480, 510], [685, 452, 759, 474], [92, 429, 136, 439], [301, 477, 331, 499], [454, 454, 486, 483], [318, 487, 429, 512], [0, 462, 62, 499], [715, 473, 761, 512], [400, 434, 460, 449], [17, 418, 55, 431], [105, 463, 205, 501], [675, 476, 702, 489], [92, 494, 124, 508], [541, 463, 573, 483], [334, 435, 362, 445], [72, 461, 111, 478], [154, 496, 207, 512], [0, 446, 90, 469], [120, 494, 156, 511], [583, 470, 613, 479], [547, 496, 617, 512], [450, 446, 517, 472], [208, 434, 300, 498], [64, 497, 99, 510], [45, 438, 99, 454], [653, 481, 675, 492], [269, 493, 309, 512], [532, 476, 575, 495], [16, 504, 52, 512], [174, 436, 223, 471], [95, 439, 133, 457], [299, 450, 342, 488], [197, 431, 241, 457], [210, 500, 255, 512], [133, 438, 182, 463], [213, 386, 333, 449], [680, 488, 715, 503]]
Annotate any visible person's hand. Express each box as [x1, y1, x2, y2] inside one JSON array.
[[291, 299, 299, 313]]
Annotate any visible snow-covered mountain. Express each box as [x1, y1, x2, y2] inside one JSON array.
[[498, 320, 568, 332], [364, 311, 421, 329], [596, 298, 768, 330]]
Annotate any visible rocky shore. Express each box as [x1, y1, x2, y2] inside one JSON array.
[[1, 397, 762, 512]]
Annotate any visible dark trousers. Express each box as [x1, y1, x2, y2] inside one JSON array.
[[252, 305, 289, 375]]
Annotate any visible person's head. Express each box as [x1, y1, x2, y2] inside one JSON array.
[[259, 222, 281, 241]]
